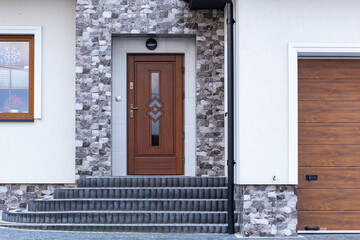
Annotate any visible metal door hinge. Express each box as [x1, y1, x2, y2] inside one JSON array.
[[130, 82, 134, 90], [182, 132, 185, 139], [182, 66, 185, 74], [182, 91, 185, 99], [182, 157, 185, 164]]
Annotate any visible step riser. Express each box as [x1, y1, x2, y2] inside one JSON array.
[[3, 212, 232, 224], [28, 200, 227, 212], [3, 225, 229, 233], [79, 177, 227, 188], [54, 188, 227, 199]]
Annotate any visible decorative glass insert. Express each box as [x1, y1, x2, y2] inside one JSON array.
[[152, 120, 159, 146], [146, 72, 164, 146], [0, 41, 30, 114], [148, 98, 163, 121]]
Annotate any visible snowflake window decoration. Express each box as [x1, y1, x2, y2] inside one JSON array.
[[0, 46, 21, 65]]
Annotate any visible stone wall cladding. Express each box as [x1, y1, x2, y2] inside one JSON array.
[[234, 185, 244, 231], [0, 184, 73, 210], [75, 0, 225, 178], [240, 185, 297, 237]]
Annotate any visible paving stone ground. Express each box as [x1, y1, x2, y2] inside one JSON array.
[[0, 228, 359, 240]]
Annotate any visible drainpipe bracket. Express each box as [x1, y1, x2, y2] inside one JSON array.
[[227, 160, 236, 166], [227, 18, 236, 24]]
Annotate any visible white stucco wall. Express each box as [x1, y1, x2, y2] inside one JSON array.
[[236, 0, 360, 184], [0, 0, 75, 183]]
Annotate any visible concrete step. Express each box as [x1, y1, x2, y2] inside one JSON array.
[[0, 222, 230, 233], [54, 187, 227, 199], [2, 210, 232, 224], [28, 199, 227, 212], [79, 177, 227, 188]]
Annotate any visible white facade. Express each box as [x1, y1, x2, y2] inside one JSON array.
[[235, 0, 360, 184], [4, 0, 360, 185], [0, 0, 76, 183]]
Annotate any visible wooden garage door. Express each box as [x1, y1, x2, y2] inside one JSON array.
[[298, 59, 360, 231]]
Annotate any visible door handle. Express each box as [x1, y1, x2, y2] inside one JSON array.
[[306, 175, 318, 181], [305, 226, 320, 231], [130, 104, 138, 119]]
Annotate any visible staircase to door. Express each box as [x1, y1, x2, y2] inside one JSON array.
[[0, 177, 232, 233]]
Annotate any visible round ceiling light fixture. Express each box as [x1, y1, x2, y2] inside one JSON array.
[[146, 38, 157, 50]]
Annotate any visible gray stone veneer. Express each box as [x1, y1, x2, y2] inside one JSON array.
[[236, 185, 297, 237], [0, 184, 74, 211], [75, 0, 225, 178], [234, 185, 244, 231]]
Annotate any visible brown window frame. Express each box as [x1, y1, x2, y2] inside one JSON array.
[[0, 35, 34, 121]]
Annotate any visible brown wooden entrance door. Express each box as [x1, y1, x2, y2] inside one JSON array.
[[127, 54, 184, 175], [298, 59, 360, 231]]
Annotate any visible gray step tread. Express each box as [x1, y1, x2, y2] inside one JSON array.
[[54, 188, 227, 199], [0, 223, 230, 233], [8, 210, 229, 214], [33, 198, 227, 202], [60, 187, 227, 189], [0, 222, 227, 226], [82, 176, 226, 178], [78, 177, 227, 188], [3, 210, 236, 225], [27, 198, 227, 212]]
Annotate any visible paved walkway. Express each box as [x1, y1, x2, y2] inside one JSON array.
[[1, 227, 360, 240], [2, 228, 236, 240]]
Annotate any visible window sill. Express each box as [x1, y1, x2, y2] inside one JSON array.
[[0, 119, 34, 122]]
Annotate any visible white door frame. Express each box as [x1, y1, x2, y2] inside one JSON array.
[[111, 37, 197, 176], [288, 43, 360, 184]]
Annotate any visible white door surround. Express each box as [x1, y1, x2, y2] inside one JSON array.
[[112, 37, 196, 176], [288, 43, 360, 184]]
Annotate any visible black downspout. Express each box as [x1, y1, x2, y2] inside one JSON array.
[[225, 0, 235, 235]]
